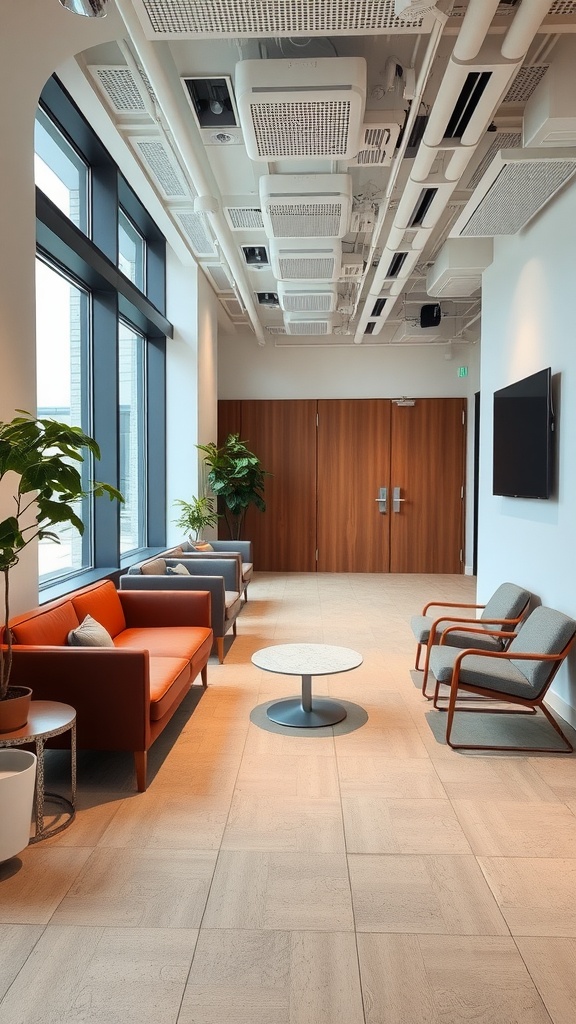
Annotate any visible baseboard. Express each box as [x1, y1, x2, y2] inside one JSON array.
[[545, 690, 576, 731], [464, 564, 474, 576]]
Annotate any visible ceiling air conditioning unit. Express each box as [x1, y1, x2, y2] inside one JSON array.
[[427, 238, 493, 297], [450, 148, 576, 237], [269, 239, 342, 282], [260, 174, 353, 239], [235, 57, 366, 161], [284, 313, 335, 336], [277, 283, 338, 313]]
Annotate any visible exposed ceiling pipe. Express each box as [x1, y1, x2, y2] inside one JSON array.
[[353, 8, 448, 341], [501, 0, 555, 61], [354, 0, 552, 345], [114, 0, 267, 346]]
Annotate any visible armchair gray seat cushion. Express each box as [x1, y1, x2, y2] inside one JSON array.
[[121, 556, 242, 663]]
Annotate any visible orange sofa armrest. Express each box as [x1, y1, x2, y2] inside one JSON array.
[[8, 646, 151, 750], [118, 588, 211, 629]]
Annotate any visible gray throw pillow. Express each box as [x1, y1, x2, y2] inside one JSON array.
[[68, 613, 115, 647], [167, 563, 191, 576]]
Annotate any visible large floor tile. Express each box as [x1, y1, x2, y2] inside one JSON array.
[[342, 797, 472, 854], [516, 936, 576, 1024], [50, 848, 217, 928], [0, 925, 197, 1024], [221, 793, 345, 852], [479, 857, 576, 935], [179, 929, 365, 1024], [337, 755, 446, 798], [203, 850, 354, 931], [96, 792, 232, 849], [0, 848, 92, 925], [236, 754, 340, 799], [0, 924, 44, 999], [358, 934, 551, 1024], [348, 853, 508, 934], [433, 756, 561, 803], [452, 800, 576, 857]]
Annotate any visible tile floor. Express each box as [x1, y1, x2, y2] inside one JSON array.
[[1, 572, 576, 1023]]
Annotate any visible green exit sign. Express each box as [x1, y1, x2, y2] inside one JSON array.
[[457, 366, 468, 378]]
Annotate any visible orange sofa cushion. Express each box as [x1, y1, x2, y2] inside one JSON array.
[[114, 625, 212, 661], [9, 602, 80, 646], [149, 657, 191, 721], [72, 581, 126, 639]]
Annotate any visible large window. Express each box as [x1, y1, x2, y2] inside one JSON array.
[[34, 76, 170, 592], [35, 258, 92, 582], [119, 322, 147, 555]]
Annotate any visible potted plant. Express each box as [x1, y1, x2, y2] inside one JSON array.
[[0, 411, 122, 732], [173, 495, 219, 542], [197, 433, 268, 540]]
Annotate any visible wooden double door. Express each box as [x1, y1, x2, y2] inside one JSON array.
[[218, 398, 466, 574]]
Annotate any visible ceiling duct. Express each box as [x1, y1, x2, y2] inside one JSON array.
[[277, 283, 338, 313], [134, 0, 433, 37], [451, 148, 576, 237], [235, 58, 366, 161], [269, 239, 342, 281], [427, 238, 494, 296], [284, 313, 335, 336], [260, 174, 353, 239]]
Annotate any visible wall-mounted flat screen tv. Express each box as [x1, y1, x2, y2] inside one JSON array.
[[493, 367, 554, 499]]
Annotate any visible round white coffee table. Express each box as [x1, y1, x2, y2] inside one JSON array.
[[252, 643, 363, 727]]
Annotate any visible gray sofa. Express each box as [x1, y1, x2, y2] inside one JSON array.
[[165, 540, 253, 600], [120, 556, 242, 663]]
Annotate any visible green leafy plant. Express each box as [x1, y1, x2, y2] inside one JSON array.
[[0, 411, 123, 701], [173, 495, 219, 541], [197, 433, 268, 540]]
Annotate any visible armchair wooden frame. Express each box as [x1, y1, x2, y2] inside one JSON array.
[[434, 637, 576, 753], [416, 599, 529, 699]]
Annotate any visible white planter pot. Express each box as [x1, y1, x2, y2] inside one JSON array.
[[0, 749, 37, 862]]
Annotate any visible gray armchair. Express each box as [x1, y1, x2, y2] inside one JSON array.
[[166, 541, 253, 600], [429, 605, 576, 752], [121, 556, 242, 663]]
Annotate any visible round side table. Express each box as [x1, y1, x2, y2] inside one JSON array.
[[0, 700, 76, 843], [252, 643, 363, 727]]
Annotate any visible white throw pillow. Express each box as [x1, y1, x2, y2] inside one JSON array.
[[167, 563, 191, 576], [68, 613, 115, 647]]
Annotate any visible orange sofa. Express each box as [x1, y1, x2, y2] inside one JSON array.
[[5, 580, 213, 791]]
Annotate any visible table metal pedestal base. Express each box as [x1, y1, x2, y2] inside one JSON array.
[[267, 695, 347, 728]]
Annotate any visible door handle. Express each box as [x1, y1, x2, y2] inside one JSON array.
[[374, 487, 387, 513], [393, 486, 406, 513]]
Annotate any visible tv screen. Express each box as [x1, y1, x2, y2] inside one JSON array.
[[493, 367, 554, 499]]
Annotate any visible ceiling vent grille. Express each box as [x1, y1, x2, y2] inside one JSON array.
[[451, 148, 576, 237], [136, 0, 429, 37], [235, 58, 366, 161], [260, 174, 352, 238], [503, 64, 550, 104], [387, 252, 408, 277], [225, 207, 264, 230], [466, 132, 522, 192], [128, 137, 191, 199], [349, 115, 402, 166], [266, 325, 288, 335], [89, 66, 147, 112], [269, 239, 342, 281], [221, 297, 246, 319], [174, 211, 217, 256], [278, 283, 337, 313], [284, 313, 334, 336], [550, 1, 576, 13], [203, 265, 233, 292], [445, 72, 492, 139]]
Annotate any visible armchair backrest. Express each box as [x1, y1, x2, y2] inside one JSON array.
[[480, 582, 530, 632], [508, 606, 576, 691]]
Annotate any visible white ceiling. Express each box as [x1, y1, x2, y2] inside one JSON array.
[[68, 0, 576, 346]]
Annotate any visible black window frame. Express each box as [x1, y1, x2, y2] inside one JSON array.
[[35, 75, 171, 599]]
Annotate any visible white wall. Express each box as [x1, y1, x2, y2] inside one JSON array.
[[218, 334, 480, 570], [478, 176, 576, 721]]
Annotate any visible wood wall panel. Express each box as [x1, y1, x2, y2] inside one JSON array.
[[217, 401, 242, 447], [389, 399, 465, 573], [241, 400, 317, 571], [317, 400, 392, 572]]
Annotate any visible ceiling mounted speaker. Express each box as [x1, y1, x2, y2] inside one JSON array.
[[420, 304, 441, 328], [59, 0, 108, 15]]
